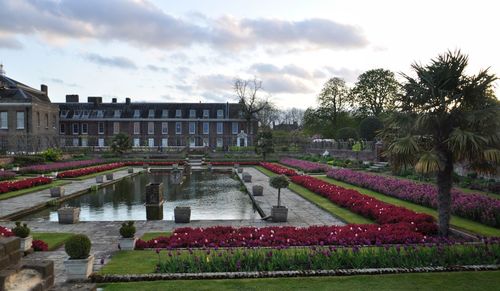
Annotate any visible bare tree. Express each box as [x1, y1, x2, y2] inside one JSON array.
[[234, 77, 269, 134]]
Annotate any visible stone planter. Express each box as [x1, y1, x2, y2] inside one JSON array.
[[237, 168, 243, 174], [252, 185, 263, 196], [95, 175, 104, 183], [174, 206, 191, 223], [12, 167, 20, 172], [271, 206, 288, 222], [19, 236, 33, 252], [64, 255, 94, 281], [119, 237, 137, 251], [242, 173, 252, 182], [106, 173, 114, 181], [50, 186, 65, 197], [234, 163, 240, 169], [128, 168, 134, 174], [145, 183, 164, 205], [207, 164, 212, 171], [57, 207, 80, 224], [172, 163, 179, 170]]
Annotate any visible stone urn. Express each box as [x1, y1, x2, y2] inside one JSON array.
[[252, 185, 263, 196], [64, 255, 94, 281], [19, 236, 33, 252], [106, 173, 114, 181], [174, 206, 191, 223], [271, 206, 288, 222], [57, 207, 80, 224], [50, 186, 65, 197], [242, 173, 252, 182], [128, 168, 134, 174], [119, 237, 137, 251], [95, 175, 104, 183]]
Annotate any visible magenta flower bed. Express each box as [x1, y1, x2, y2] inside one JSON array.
[[20, 159, 104, 174], [327, 168, 500, 228], [0, 177, 53, 194], [136, 224, 436, 249], [280, 158, 330, 173], [0, 171, 16, 181]]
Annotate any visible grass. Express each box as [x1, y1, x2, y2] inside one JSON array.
[[317, 176, 500, 237], [66, 167, 128, 180], [254, 166, 373, 224], [99, 270, 500, 291], [0, 180, 70, 201], [32, 232, 73, 251], [140, 232, 172, 241], [100, 251, 157, 274]]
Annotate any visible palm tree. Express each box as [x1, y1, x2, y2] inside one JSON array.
[[380, 50, 500, 236]]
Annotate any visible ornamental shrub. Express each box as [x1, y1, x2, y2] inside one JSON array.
[[336, 127, 358, 140], [119, 221, 136, 238], [65, 234, 91, 259], [40, 148, 63, 162], [12, 221, 30, 238], [359, 116, 383, 140], [269, 175, 289, 207]]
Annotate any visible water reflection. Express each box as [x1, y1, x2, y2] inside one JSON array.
[[24, 172, 258, 221]]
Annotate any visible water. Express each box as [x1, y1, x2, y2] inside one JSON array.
[[23, 171, 259, 221]]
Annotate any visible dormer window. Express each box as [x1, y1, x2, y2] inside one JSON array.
[[203, 109, 209, 118], [61, 110, 69, 118], [217, 109, 224, 118], [96, 110, 104, 118], [133, 110, 140, 118], [189, 109, 196, 118], [114, 110, 121, 118], [73, 110, 82, 119], [175, 109, 182, 118], [162, 109, 168, 118], [148, 109, 155, 118], [82, 110, 90, 118]]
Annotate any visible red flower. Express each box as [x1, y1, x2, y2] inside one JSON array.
[[0, 177, 52, 194]]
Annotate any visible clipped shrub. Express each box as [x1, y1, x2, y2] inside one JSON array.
[[336, 127, 358, 140], [12, 221, 30, 238], [119, 221, 136, 238], [359, 116, 383, 140], [269, 175, 290, 207], [13, 156, 45, 167], [65, 234, 91, 259], [40, 148, 63, 162]]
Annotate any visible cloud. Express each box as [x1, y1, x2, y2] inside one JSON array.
[[0, 0, 368, 51], [250, 63, 312, 79], [197, 74, 234, 91], [146, 65, 169, 73], [264, 77, 313, 94], [0, 35, 23, 49], [44, 77, 79, 88], [323, 67, 362, 83], [83, 53, 137, 69]]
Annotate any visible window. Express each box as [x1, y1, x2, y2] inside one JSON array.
[[232, 122, 238, 134], [0, 112, 7, 129], [133, 110, 140, 118], [162, 122, 168, 134], [175, 122, 181, 134], [189, 122, 195, 134], [203, 137, 209, 147], [114, 110, 121, 118], [175, 109, 182, 118], [98, 122, 104, 134], [217, 122, 223, 134], [82, 110, 90, 118], [133, 122, 140, 134], [217, 109, 224, 118], [61, 110, 69, 118], [73, 110, 82, 119], [113, 122, 120, 134], [16, 112, 25, 129], [72, 138, 79, 147], [98, 138, 105, 147], [148, 122, 154, 134], [96, 110, 104, 118], [81, 137, 88, 147], [148, 138, 155, 147], [203, 122, 209, 134], [72, 123, 79, 134], [148, 109, 155, 118], [133, 138, 140, 147], [216, 137, 223, 148], [203, 109, 209, 118], [81, 123, 88, 134], [37, 112, 40, 127], [45, 113, 49, 128], [161, 138, 168, 147], [189, 109, 196, 118], [161, 109, 168, 118], [52, 114, 56, 128], [60, 124, 65, 134]]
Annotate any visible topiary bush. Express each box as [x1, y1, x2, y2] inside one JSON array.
[[12, 221, 30, 238], [119, 221, 136, 238], [65, 234, 91, 259], [269, 175, 290, 207]]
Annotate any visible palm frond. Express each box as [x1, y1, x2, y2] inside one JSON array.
[[483, 149, 500, 164], [447, 127, 488, 161], [384, 135, 420, 170], [415, 151, 443, 174]]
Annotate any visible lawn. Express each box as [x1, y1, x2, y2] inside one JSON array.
[[317, 176, 500, 237], [32, 232, 73, 251], [255, 166, 373, 224], [140, 232, 172, 241], [0, 180, 71, 201], [99, 270, 500, 291]]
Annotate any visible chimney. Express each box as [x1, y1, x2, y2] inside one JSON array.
[[88, 96, 103, 104], [112, 98, 117, 103], [41, 84, 48, 95], [65, 94, 79, 103], [125, 97, 131, 104]]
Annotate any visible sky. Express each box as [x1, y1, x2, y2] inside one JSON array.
[[0, 0, 499, 109]]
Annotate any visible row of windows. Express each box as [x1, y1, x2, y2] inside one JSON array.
[[0, 111, 25, 130], [63, 109, 226, 119], [69, 137, 228, 148], [62, 122, 240, 135]]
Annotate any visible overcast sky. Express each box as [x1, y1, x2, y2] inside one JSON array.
[[0, 0, 498, 108]]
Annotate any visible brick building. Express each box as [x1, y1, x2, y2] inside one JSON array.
[[0, 71, 59, 153]]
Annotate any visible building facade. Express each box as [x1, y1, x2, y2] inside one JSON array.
[[0, 73, 59, 153]]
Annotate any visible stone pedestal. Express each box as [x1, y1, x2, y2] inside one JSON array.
[[174, 206, 191, 223], [106, 173, 114, 181], [145, 205, 164, 220], [57, 207, 80, 224], [242, 173, 252, 182], [64, 255, 94, 281], [19, 236, 33, 252], [50, 186, 65, 198], [170, 170, 183, 185], [95, 176, 104, 183], [145, 183, 164, 205], [252, 185, 263, 196], [128, 168, 134, 174], [237, 168, 243, 173]]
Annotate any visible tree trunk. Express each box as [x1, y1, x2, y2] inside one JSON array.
[[277, 188, 281, 207], [437, 150, 453, 237]]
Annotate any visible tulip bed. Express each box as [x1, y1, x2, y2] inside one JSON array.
[[57, 163, 125, 178], [260, 162, 298, 176], [209, 162, 260, 166], [135, 224, 440, 250], [280, 158, 331, 173], [327, 169, 500, 228], [125, 161, 184, 166], [0, 226, 12, 237], [20, 159, 105, 174], [0, 171, 16, 181], [0, 177, 53, 194]]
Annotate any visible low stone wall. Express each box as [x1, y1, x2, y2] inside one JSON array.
[[306, 149, 377, 161]]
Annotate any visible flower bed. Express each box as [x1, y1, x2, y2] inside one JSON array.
[[209, 162, 260, 166], [280, 158, 330, 173], [0, 177, 53, 194], [0, 171, 16, 181], [327, 169, 500, 228], [290, 175, 437, 234], [125, 161, 184, 166], [0, 226, 13, 237], [20, 159, 104, 174], [135, 224, 439, 250], [57, 163, 125, 178], [32, 239, 48, 251], [260, 162, 298, 176]]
